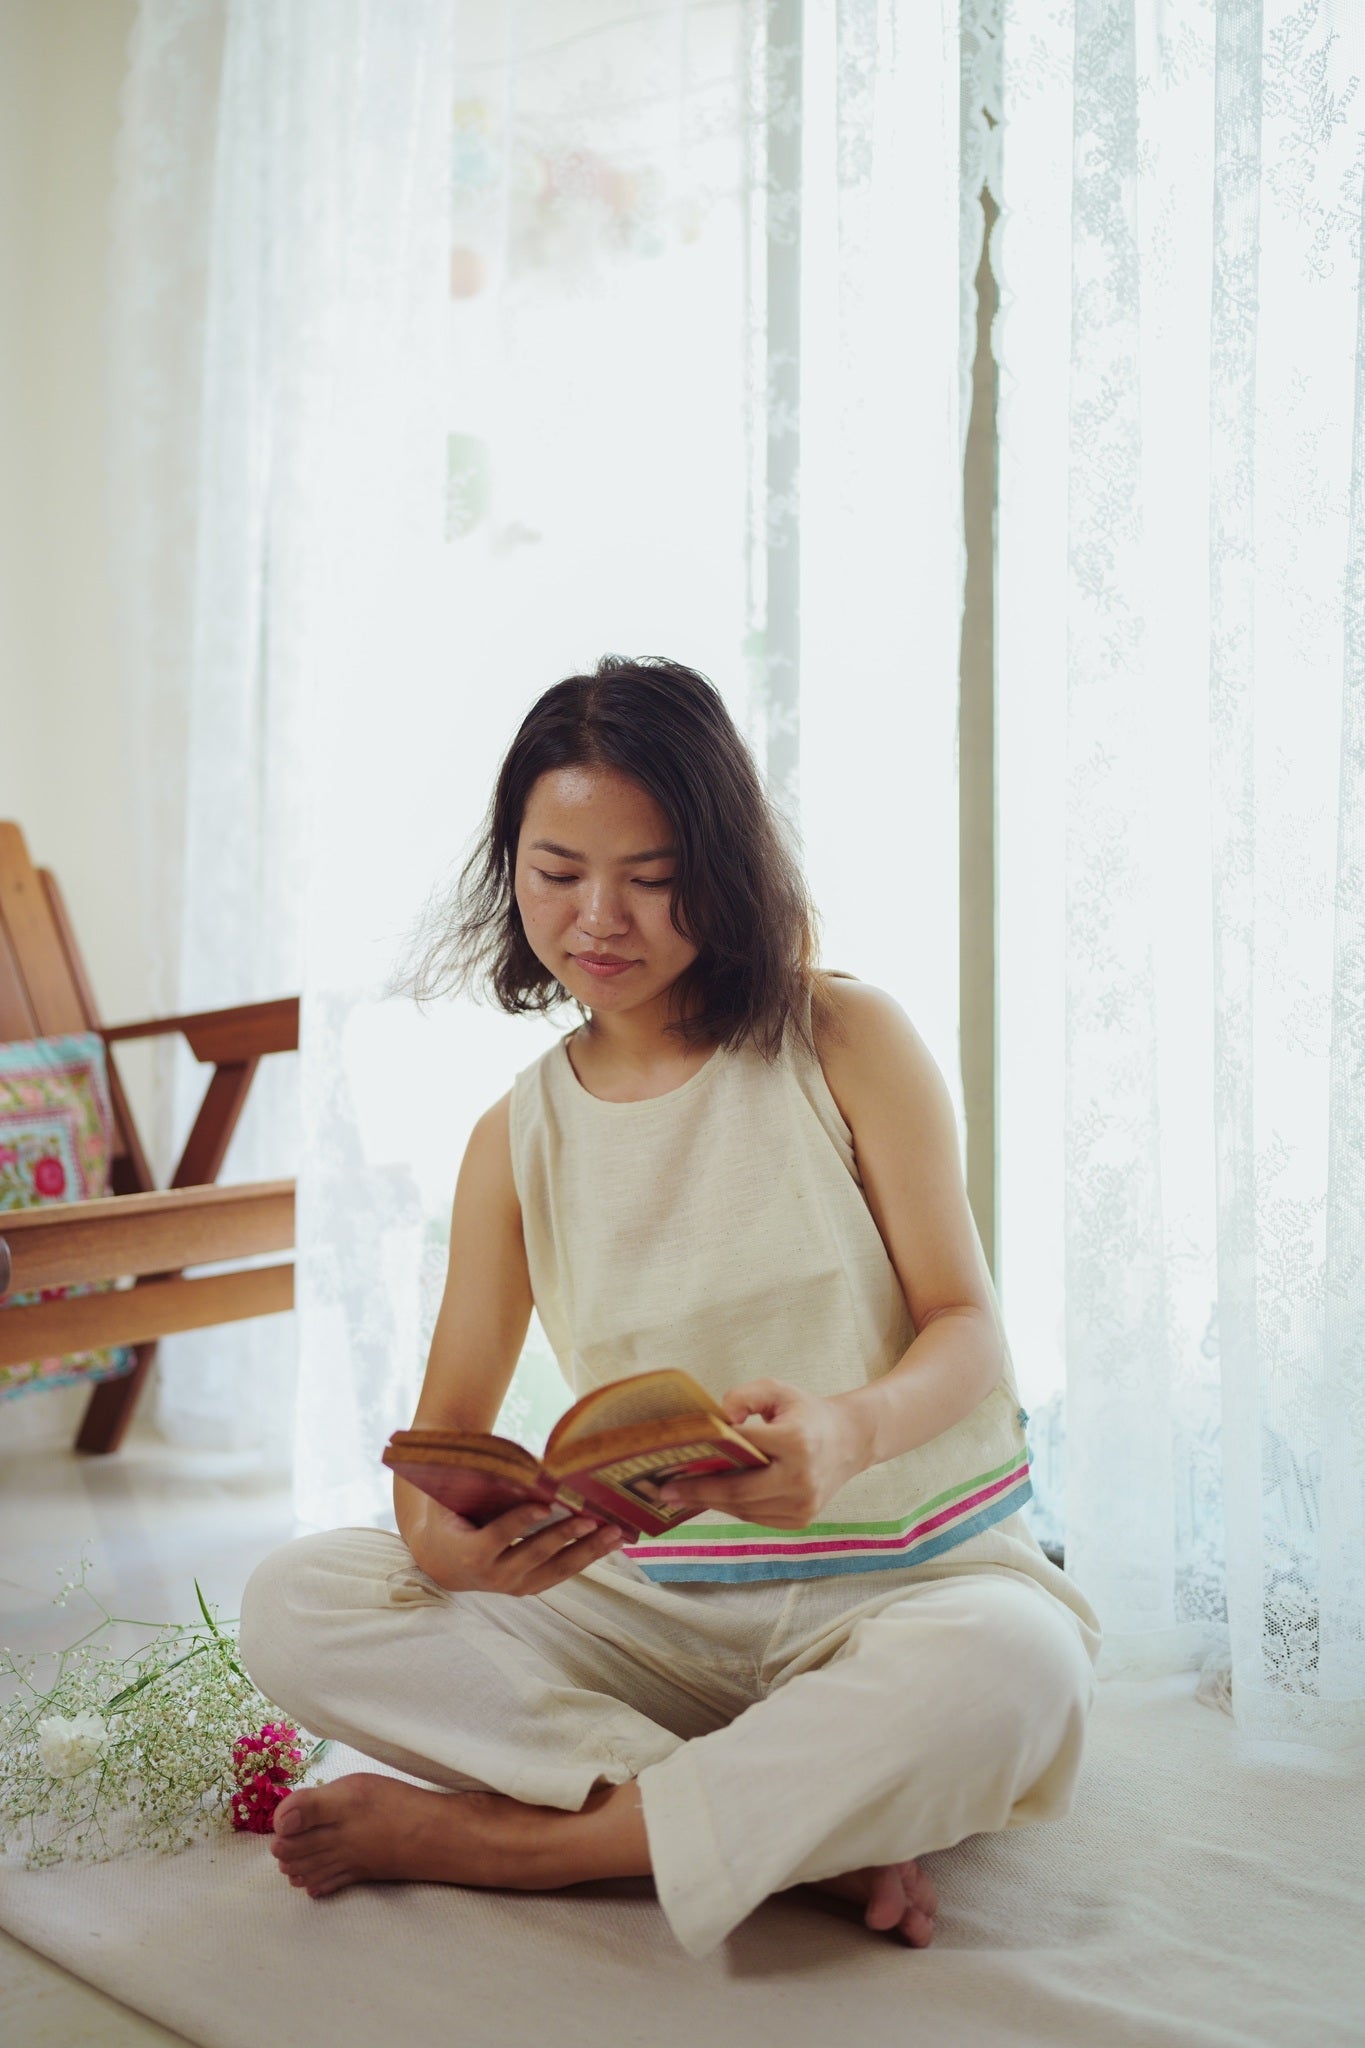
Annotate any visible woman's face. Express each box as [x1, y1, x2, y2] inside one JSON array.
[[514, 765, 700, 1016]]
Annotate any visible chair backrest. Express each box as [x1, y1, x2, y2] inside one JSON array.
[[0, 822, 92, 1038], [0, 820, 150, 1192]]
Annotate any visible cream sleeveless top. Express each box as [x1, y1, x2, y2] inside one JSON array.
[[508, 996, 1034, 1583]]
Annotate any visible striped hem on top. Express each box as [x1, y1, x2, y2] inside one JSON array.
[[620, 1456, 1034, 1584]]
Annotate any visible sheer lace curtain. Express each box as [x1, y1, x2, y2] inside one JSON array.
[[108, 1, 969, 1506], [109, 0, 1363, 1748], [108, 0, 303, 1457], [982, 0, 1365, 1745]]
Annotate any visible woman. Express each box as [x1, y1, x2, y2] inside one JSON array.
[[238, 654, 1100, 1960]]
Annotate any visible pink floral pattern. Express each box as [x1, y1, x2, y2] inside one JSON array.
[[32, 1156, 67, 1198], [0, 1032, 135, 1398]]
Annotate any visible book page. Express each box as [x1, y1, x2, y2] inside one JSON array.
[[548, 1368, 722, 1452], [383, 1437, 542, 1482]]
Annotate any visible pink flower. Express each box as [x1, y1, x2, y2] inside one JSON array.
[[231, 1775, 294, 1834], [0, 1145, 18, 1167], [232, 1719, 304, 1783], [33, 1156, 67, 1198], [229, 1720, 306, 1833]]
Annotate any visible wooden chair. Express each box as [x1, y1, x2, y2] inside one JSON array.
[[0, 820, 296, 1453]]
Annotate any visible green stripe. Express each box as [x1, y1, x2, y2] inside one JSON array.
[[647, 1453, 1027, 1545]]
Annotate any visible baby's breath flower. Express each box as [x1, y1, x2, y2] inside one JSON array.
[[0, 1560, 328, 1868]]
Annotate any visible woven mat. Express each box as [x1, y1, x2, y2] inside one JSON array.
[[1, 1674, 1361, 2048]]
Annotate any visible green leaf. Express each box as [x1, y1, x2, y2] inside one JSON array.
[[106, 1640, 208, 1713]]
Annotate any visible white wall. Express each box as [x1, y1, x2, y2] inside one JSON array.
[[0, 0, 143, 1020], [1, 0, 149, 1450]]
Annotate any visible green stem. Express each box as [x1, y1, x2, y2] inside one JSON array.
[[105, 1616, 187, 1633], [193, 1580, 251, 1685], [86, 1753, 112, 1830], [54, 1618, 115, 1654], [106, 1640, 210, 1713]]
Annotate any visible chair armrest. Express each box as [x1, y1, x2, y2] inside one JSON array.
[[0, 1179, 295, 1294], [101, 996, 299, 1063]]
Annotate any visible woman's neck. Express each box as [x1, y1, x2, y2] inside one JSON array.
[[573, 1001, 715, 1087]]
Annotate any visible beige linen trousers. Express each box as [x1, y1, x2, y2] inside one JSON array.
[[238, 1509, 1100, 1958]]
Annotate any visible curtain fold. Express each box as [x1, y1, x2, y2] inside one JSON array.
[[109, 0, 971, 1518], [799, 0, 966, 1068], [989, 0, 1365, 1744], [109, 0, 1365, 1747], [109, 0, 300, 1457]]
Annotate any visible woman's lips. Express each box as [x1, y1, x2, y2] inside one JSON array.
[[574, 956, 636, 979]]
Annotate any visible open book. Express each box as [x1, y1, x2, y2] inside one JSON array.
[[383, 1367, 770, 1539]]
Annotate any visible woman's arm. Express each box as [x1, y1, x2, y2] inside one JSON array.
[[812, 976, 1008, 1471], [411, 1093, 533, 1426], [394, 1091, 625, 1593], [658, 977, 1009, 1526], [393, 1092, 533, 1561]]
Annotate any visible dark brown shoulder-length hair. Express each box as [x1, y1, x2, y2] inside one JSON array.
[[401, 654, 824, 1060]]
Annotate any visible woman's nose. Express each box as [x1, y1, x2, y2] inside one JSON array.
[[578, 883, 629, 934]]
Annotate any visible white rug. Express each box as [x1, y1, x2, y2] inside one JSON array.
[[1, 1673, 1361, 2048]]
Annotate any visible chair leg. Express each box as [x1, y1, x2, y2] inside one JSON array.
[[70, 1050, 269, 1454], [76, 1057, 259, 1453], [75, 1339, 158, 1455]]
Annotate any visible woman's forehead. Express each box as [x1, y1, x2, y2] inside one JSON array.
[[521, 766, 672, 846]]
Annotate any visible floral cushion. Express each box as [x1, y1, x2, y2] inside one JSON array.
[[0, 1033, 135, 1400]]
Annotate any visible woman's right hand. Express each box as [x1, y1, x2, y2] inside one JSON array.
[[408, 1497, 625, 1597]]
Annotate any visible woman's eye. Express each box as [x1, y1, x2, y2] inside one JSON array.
[[535, 870, 671, 890]]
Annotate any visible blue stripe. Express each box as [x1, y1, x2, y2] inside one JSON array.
[[633, 1479, 1034, 1584]]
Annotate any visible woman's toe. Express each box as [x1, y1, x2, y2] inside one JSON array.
[[863, 1865, 909, 1931], [902, 1905, 935, 1946]]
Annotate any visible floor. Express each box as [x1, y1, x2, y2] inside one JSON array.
[[5, 1389, 1364, 2048], [0, 1385, 297, 2044]]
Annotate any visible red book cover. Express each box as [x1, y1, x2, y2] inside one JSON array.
[[384, 1368, 770, 1540]]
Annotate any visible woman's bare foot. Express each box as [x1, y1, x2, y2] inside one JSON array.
[[270, 1774, 936, 1948], [802, 1860, 938, 1946], [268, 1774, 644, 1900]]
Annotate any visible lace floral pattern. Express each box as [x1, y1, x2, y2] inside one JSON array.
[[984, 0, 1365, 1743], [110, 3, 1364, 1741], [111, 0, 973, 1519]]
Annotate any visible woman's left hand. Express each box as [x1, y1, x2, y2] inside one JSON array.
[[657, 1378, 869, 1529]]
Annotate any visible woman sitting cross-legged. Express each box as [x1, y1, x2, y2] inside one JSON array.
[[238, 654, 1100, 1960]]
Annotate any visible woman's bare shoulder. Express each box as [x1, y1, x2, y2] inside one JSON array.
[[461, 1089, 518, 1211], [810, 970, 912, 1049], [809, 974, 942, 1125]]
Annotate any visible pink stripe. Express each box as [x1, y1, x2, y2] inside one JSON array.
[[628, 1463, 1030, 1562]]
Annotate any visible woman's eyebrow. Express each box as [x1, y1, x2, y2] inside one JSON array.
[[530, 840, 676, 862]]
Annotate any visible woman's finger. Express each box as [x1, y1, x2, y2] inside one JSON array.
[[513, 1524, 623, 1594], [662, 1469, 790, 1503], [484, 1501, 571, 1548], [664, 1489, 802, 1523], [722, 1377, 796, 1422], [500, 1512, 601, 1564]]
